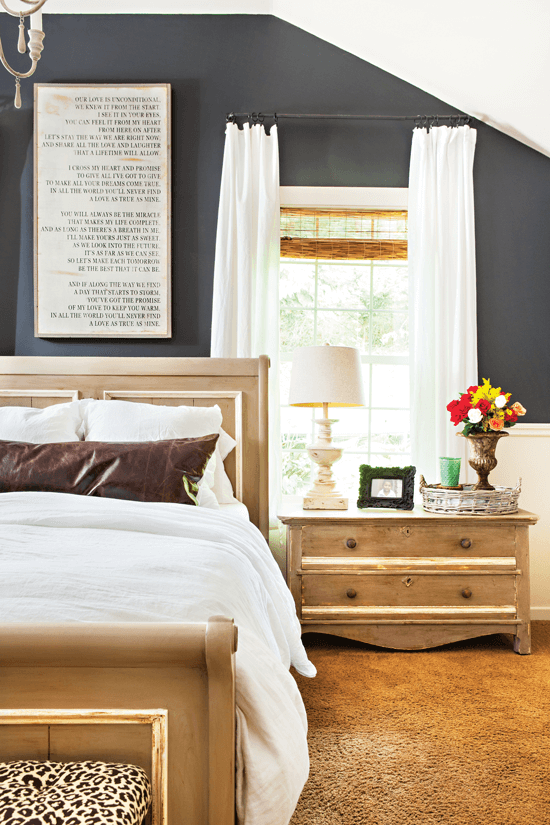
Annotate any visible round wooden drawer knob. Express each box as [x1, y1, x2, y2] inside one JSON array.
[[346, 589, 357, 599], [462, 588, 472, 599], [346, 538, 357, 549], [460, 538, 472, 549]]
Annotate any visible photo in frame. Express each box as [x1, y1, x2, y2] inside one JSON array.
[[357, 465, 416, 510], [34, 83, 171, 338]]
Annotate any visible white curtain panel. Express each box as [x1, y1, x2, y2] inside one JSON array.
[[211, 122, 281, 525], [408, 125, 478, 484]]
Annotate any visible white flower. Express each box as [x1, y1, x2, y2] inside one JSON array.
[[468, 408, 483, 423], [495, 395, 507, 408]]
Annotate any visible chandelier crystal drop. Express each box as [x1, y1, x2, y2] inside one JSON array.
[[0, 0, 47, 109]]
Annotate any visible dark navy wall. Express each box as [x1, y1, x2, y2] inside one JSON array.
[[0, 15, 548, 419]]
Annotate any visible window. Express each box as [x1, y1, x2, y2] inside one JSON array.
[[279, 197, 410, 497]]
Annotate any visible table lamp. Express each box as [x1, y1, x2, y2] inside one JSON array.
[[289, 343, 366, 509]]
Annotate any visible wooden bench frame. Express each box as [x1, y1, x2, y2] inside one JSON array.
[[0, 618, 236, 825], [0, 709, 168, 825]]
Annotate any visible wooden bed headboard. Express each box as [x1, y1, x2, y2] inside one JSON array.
[[0, 356, 269, 538]]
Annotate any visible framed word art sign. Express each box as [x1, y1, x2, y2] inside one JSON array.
[[34, 84, 171, 337]]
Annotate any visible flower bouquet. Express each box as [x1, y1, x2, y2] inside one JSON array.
[[447, 379, 526, 490], [447, 378, 526, 437]]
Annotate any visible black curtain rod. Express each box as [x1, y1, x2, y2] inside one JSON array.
[[226, 112, 471, 125]]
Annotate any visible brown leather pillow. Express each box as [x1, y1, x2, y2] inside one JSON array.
[[0, 434, 219, 505]]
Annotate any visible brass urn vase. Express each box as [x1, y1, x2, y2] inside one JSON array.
[[461, 431, 509, 490]]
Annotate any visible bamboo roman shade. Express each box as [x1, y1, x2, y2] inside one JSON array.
[[280, 208, 407, 261]]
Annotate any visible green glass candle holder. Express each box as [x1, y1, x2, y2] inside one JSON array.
[[439, 456, 461, 487]]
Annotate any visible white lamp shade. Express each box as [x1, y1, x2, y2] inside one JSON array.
[[289, 345, 366, 407]]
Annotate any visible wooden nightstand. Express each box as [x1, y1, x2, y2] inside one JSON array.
[[278, 504, 539, 653]]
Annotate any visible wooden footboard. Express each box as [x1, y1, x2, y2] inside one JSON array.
[[0, 617, 237, 825]]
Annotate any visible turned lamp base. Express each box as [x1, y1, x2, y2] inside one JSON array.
[[288, 345, 366, 512], [303, 494, 348, 510], [302, 416, 348, 510]]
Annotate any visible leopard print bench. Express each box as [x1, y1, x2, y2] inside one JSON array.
[[0, 760, 151, 824]]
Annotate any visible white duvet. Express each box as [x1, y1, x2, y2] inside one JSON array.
[[0, 491, 316, 825]]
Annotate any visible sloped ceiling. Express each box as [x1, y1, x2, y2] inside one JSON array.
[[273, 0, 550, 158], [12, 0, 550, 157]]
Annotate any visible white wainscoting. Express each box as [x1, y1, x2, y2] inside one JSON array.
[[490, 423, 550, 619]]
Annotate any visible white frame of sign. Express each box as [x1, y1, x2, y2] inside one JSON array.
[[34, 83, 171, 338]]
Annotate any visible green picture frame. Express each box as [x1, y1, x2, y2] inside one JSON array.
[[357, 465, 416, 510]]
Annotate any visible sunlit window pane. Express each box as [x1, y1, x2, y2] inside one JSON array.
[[280, 261, 316, 306], [371, 365, 410, 408], [280, 406, 314, 451], [317, 264, 370, 309], [279, 361, 292, 406], [332, 454, 364, 500], [280, 307, 315, 352], [371, 312, 408, 355], [330, 407, 370, 454], [370, 410, 411, 454], [316, 310, 370, 352], [280, 206, 409, 497], [368, 453, 411, 468], [281, 451, 312, 495], [372, 265, 408, 310]]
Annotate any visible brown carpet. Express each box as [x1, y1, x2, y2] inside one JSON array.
[[290, 623, 550, 825]]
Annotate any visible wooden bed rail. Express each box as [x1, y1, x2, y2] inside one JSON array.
[[0, 617, 238, 825], [0, 622, 215, 668]]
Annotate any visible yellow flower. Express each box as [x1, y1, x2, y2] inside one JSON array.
[[471, 378, 501, 406]]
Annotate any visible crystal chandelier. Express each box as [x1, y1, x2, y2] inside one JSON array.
[[0, 0, 47, 108]]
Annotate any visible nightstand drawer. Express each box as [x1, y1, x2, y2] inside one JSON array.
[[301, 605, 517, 622], [302, 572, 517, 608], [301, 523, 516, 558]]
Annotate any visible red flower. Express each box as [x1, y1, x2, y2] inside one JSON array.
[[446, 400, 462, 425], [476, 399, 492, 415], [505, 409, 518, 423], [467, 385, 479, 394], [447, 393, 472, 426]]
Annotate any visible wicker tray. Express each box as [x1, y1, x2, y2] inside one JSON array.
[[419, 475, 521, 515]]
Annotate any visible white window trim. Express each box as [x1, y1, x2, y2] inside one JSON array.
[[280, 186, 408, 210]]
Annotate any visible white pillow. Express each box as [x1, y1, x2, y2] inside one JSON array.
[[79, 399, 237, 508], [215, 428, 238, 503], [0, 402, 82, 443]]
